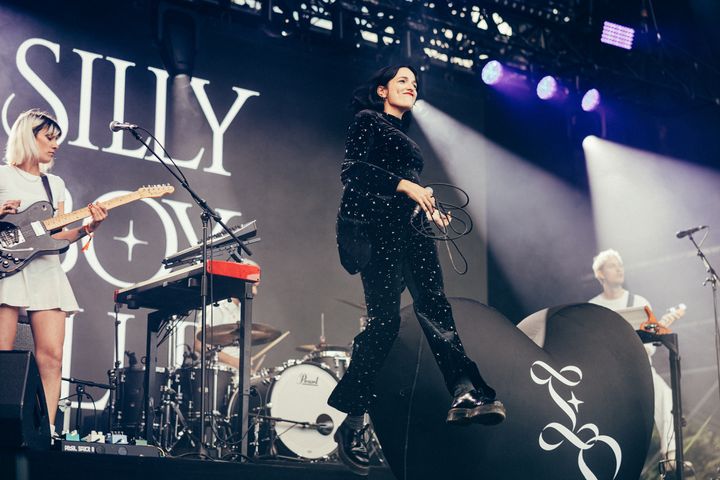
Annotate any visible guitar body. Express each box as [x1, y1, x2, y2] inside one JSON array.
[[0, 184, 174, 279], [0, 201, 70, 279], [639, 304, 686, 334]]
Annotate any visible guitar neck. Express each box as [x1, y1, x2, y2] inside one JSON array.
[[43, 191, 143, 231]]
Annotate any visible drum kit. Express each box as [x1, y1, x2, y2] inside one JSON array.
[[110, 308, 381, 463]]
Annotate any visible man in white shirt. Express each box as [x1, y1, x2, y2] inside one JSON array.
[[589, 249, 677, 470]]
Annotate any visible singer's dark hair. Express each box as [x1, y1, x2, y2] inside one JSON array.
[[351, 65, 419, 128]]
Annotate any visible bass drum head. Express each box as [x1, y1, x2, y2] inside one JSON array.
[[270, 362, 346, 459]]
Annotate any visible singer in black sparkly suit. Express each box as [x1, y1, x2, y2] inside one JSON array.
[[327, 67, 499, 420]]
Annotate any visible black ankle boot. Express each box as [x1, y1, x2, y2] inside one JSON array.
[[334, 420, 370, 476], [447, 390, 506, 426]]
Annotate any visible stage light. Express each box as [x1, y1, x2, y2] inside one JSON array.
[[536, 76, 558, 100], [481, 60, 504, 85], [601, 21, 635, 50], [582, 135, 598, 149], [581, 88, 601, 112]]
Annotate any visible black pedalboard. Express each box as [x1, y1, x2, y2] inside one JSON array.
[[58, 440, 162, 457]]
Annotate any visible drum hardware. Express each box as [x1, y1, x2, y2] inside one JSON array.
[[295, 312, 351, 380], [158, 384, 198, 453]]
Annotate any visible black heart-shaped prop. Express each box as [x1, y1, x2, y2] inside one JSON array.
[[370, 298, 654, 480]]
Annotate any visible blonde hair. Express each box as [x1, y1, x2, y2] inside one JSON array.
[[592, 249, 623, 280], [4, 109, 62, 173]]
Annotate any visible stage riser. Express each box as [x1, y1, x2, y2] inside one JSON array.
[[0, 451, 396, 480]]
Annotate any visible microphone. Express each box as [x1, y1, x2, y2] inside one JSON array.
[[676, 225, 708, 239], [109, 120, 138, 132], [412, 187, 433, 218]]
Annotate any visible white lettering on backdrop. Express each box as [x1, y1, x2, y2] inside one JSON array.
[[1, 37, 260, 177]]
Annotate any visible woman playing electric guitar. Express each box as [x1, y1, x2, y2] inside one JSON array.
[[0, 109, 108, 436]]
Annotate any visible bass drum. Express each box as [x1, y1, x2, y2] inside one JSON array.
[[228, 361, 347, 460]]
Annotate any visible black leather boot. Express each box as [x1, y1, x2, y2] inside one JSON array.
[[447, 390, 506, 426], [334, 420, 370, 476]]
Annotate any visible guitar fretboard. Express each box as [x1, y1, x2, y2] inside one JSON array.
[[42, 191, 143, 231]]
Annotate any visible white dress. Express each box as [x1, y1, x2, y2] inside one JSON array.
[[0, 165, 79, 315]]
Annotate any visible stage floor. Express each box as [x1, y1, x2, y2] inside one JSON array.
[[1, 449, 397, 480]]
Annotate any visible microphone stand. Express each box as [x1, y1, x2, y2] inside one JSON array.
[[124, 126, 251, 456], [106, 303, 122, 433], [668, 231, 720, 479], [685, 233, 720, 405], [62, 377, 114, 437]]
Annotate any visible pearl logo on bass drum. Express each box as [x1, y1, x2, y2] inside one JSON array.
[[298, 373, 320, 386]]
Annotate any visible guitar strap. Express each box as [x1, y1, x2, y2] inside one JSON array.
[[626, 291, 635, 308], [40, 174, 55, 211]]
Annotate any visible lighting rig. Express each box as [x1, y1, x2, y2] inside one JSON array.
[[159, 0, 720, 112]]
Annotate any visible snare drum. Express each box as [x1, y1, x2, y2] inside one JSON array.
[[228, 361, 346, 459], [302, 346, 351, 379]]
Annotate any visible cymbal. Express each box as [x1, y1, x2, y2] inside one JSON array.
[[334, 298, 367, 311], [200, 323, 282, 347], [296, 343, 351, 353]]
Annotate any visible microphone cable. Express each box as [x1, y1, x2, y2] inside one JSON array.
[[342, 161, 473, 275], [409, 182, 472, 275]]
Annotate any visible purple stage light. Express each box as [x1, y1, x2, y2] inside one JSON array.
[[536, 75, 558, 100], [481, 60, 504, 85], [601, 21, 635, 50], [581, 88, 601, 112]]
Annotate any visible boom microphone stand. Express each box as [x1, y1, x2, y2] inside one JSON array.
[[62, 377, 114, 436], [115, 122, 250, 455], [674, 227, 719, 480], [683, 231, 720, 406]]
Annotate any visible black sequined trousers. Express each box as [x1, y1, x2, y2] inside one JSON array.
[[327, 223, 494, 416]]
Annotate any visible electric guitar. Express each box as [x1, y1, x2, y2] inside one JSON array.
[[0, 184, 175, 278], [639, 304, 686, 335]]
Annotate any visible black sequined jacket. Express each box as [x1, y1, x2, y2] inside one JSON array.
[[336, 109, 424, 273]]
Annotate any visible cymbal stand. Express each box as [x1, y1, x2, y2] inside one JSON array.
[[159, 384, 197, 453], [206, 347, 223, 450]]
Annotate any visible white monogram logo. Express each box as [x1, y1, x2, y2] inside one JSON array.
[[530, 360, 623, 480]]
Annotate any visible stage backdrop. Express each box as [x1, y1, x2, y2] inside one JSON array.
[[0, 0, 488, 425]]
